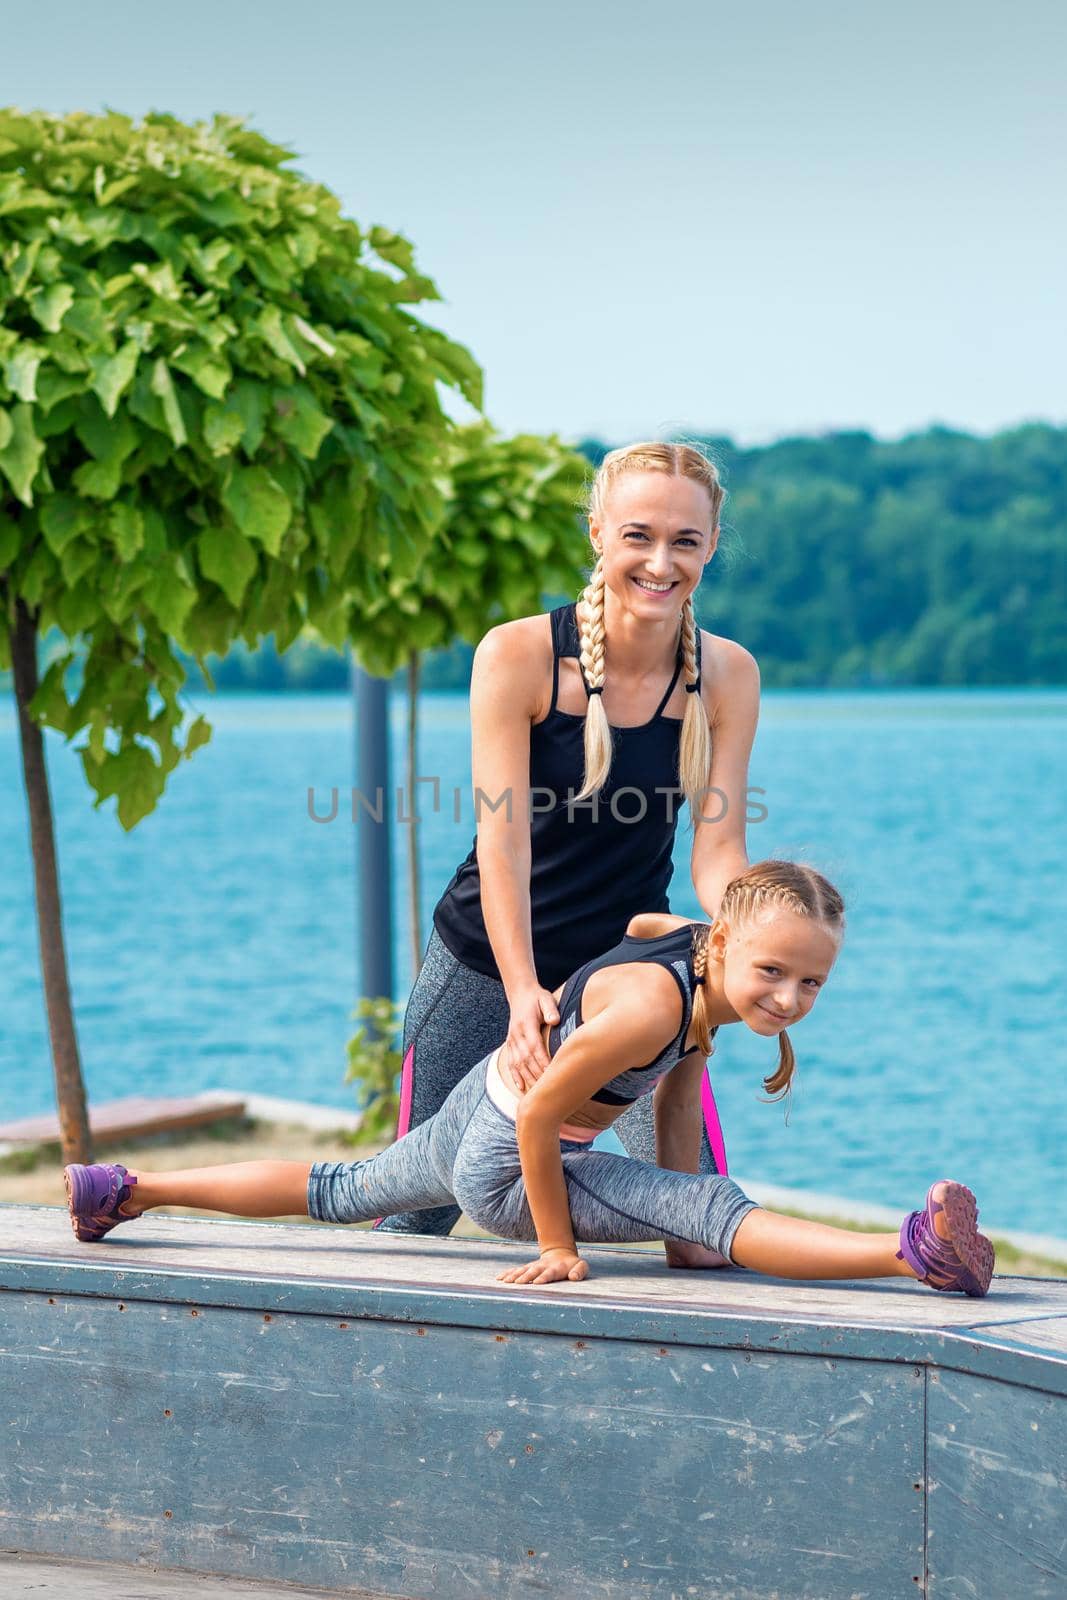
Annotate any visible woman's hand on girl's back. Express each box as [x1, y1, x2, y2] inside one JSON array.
[[504, 986, 561, 1092], [497, 1247, 590, 1285]]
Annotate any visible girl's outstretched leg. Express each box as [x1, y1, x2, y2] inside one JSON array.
[[128, 1163, 312, 1218], [731, 1180, 994, 1296], [730, 1209, 910, 1280], [66, 1058, 494, 1243], [66, 1137, 451, 1242], [64, 1159, 313, 1242]]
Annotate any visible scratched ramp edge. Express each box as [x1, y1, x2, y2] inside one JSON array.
[[0, 1548, 393, 1599], [1, 1206, 1066, 1396], [0, 1285, 924, 1600]]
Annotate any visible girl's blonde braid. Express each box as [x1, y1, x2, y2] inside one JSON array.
[[688, 923, 716, 1056]]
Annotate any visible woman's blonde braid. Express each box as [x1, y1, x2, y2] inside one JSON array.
[[678, 594, 712, 818], [680, 595, 699, 690], [578, 557, 607, 692], [575, 557, 612, 800]]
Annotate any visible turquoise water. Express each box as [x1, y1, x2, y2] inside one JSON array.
[[2, 688, 1065, 1237]]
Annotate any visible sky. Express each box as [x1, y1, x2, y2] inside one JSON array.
[[4, 0, 1065, 445]]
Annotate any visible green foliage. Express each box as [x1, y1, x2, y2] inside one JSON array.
[[171, 420, 1067, 691], [350, 423, 590, 676], [343, 996, 407, 1144], [0, 107, 481, 824]]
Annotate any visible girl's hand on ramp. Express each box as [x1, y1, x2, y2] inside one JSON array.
[[497, 1248, 590, 1286], [504, 987, 561, 1092]]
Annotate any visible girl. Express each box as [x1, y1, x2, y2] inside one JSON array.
[[383, 440, 760, 1247], [65, 862, 994, 1298]]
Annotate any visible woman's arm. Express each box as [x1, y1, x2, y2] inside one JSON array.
[[654, 1050, 729, 1269], [653, 1049, 706, 1173], [690, 636, 760, 917], [469, 622, 560, 1087], [498, 969, 683, 1285]]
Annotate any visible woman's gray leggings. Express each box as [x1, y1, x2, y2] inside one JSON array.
[[309, 1056, 758, 1260], [375, 927, 729, 1236]]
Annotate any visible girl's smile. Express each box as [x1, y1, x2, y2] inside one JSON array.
[[758, 1002, 795, 1025]]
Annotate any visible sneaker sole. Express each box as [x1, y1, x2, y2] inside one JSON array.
[[935, 1181, 995, 1297], [63, 1164, 120, 1244]]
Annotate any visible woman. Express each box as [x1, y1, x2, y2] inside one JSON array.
[[66, 860, 994, 1300], [380, 441, 760, 1261]]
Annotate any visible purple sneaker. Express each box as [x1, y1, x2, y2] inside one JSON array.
[[64, 1162, 141, 1243], [897, 1180, 994, 1298]]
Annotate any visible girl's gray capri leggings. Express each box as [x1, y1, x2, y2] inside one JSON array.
[[309, 1055, 758, 1260], [376, 926, 729, 1237]]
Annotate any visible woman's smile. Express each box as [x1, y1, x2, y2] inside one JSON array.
[[630, 575, 679, 598]]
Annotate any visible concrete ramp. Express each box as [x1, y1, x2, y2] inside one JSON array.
[[1, 1204, 1064, 1599]]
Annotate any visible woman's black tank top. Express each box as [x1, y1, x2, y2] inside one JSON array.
[[432, 603, 697, 990]]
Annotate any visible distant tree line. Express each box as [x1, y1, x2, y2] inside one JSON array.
[[11, 422, 1064, 694], [590, 422, 1066, 688]]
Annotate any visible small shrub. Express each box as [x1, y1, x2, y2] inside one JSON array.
[[344, 996, 406, 1144]]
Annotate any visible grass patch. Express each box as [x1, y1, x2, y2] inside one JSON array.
[[0, 1143, 61, 1176]]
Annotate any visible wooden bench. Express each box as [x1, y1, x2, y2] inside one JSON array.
[[1, 1204, 1064, 1599], [0, 1094, 248, 1150]]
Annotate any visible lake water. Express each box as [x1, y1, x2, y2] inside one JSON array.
[[2, 688, 1065, 1237]]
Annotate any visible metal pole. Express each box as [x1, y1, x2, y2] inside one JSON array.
[[353, 661, 394, 1003]]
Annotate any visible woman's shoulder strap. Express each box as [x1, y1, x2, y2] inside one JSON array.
[[550, 601, 580, 661]]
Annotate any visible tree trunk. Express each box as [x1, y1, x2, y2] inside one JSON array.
[[11, 600, 93, 1166], [406, 650, 423, 977]]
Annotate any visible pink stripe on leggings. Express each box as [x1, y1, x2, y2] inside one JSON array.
[[371, 1043, 416, 1229], [701, 1069, 729, 1176], [396, 1043, 415, 1138]]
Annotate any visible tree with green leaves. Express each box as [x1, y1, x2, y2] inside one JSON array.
[[0, 107, 481, 1164], [348, 422, 589, 968]]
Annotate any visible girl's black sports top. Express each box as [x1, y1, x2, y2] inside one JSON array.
[[547, 924, 715, 1105], [433, 603, 700, 991]]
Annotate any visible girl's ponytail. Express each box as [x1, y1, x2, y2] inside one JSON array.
[[762, 1030, 796, 1101]]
